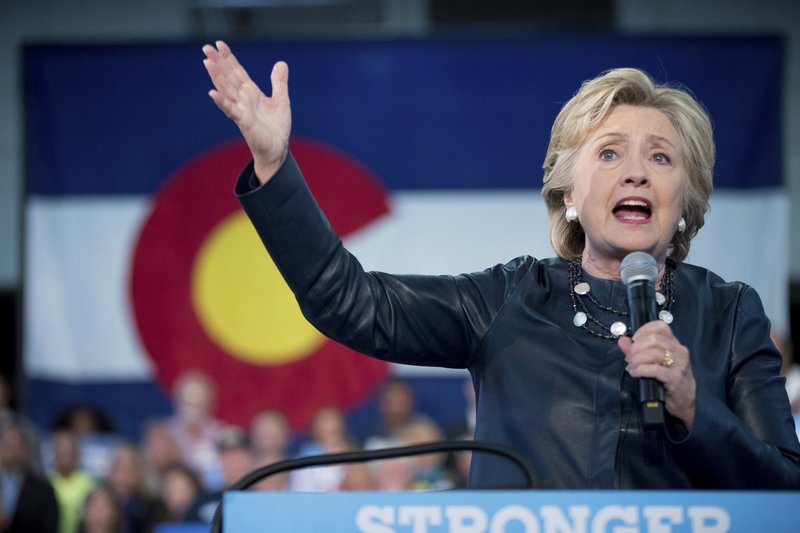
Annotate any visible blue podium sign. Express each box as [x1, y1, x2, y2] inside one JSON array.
[[223, 490, 798, 532]]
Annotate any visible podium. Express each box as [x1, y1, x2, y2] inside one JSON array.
[[215, 490, 797, 532], [152, 443, 797, 532]]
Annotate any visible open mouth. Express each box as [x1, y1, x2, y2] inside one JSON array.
[[612, 197, 652, 222]]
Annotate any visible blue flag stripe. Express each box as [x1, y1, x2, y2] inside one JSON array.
[[25, 36, 782, 196]]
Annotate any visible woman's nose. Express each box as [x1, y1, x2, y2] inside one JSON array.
[[620, 156, 649, 187]]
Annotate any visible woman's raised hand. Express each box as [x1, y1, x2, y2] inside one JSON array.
[[202, 41, 291, 184]]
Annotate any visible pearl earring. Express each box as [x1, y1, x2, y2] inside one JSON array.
[[677, 217, 686, 233], [565, 205, 578, 222]]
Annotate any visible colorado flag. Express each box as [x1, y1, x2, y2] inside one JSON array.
[[24, 36, 786, 441]]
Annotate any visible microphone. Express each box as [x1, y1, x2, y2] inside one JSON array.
[[620, 251, 664, 428]]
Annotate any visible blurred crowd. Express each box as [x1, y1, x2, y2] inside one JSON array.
[[0, 372, 476, 533], [2, 332, 798, 533]]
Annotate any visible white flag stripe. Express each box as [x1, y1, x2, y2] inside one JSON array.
[[24, 189, 788, 380], [25, 198, 155, 380], [688, 189, 789, 334], [346, 190, 553, 276]]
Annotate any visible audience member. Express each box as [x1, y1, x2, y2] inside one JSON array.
[[166, 370, 225, 491], [364, 379, 423, 450], [774, 329, 800, 442], [159, 463, 202, 523], [369, 418, 457, 491], [106, 442, 165, 533], [787, 366, 800, 442], [49, 429, 95, 533], [290, 406, 354, 492], [0, 418, 59, 532], [185, 426, 253, 524], [140, 420, 182, 494], [52, 405, 116, 436], [76, 483, 125, 533], [51, 405, 119, 480], [0, 375, 16, 431], [396, 418, 455, 491], [248, 410, 291, 491], [215, 427, 253, 489]]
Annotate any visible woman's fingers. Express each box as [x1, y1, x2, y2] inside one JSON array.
[[216, 40, 253, 89], [270, 61, 290, 102], [202, 41, 292, 182], [202, 43, 253, 124], [618, 321, 696, 428]]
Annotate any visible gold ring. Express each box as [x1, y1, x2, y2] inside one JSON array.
[[663, 350, 675, 367]]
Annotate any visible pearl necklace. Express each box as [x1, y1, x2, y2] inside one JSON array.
[[568, 257, 676, 340]]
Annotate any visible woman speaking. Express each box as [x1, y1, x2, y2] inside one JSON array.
[[201, 41, 800, 489]]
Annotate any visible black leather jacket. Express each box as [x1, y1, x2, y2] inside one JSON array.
[[236, 154, 800, 489]]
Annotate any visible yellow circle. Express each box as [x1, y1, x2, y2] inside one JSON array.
[[191, 211, 325, 365]]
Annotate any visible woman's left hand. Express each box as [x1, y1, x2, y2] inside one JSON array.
[[618, 321, 696, 430]]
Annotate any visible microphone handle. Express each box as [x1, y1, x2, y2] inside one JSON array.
[[626, 280, 656, 330], [627, 280, 665, 427]]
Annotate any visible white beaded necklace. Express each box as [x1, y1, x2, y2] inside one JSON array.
[[568, 257, 675, 339]]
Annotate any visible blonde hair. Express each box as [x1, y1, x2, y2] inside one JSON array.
[[541, 68, 714, 261]]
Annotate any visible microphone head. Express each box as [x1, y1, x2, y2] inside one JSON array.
[[620, 251, 658, 285]]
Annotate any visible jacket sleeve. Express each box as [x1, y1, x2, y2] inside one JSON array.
[[670, 285, 800, 488], [235, 153, 529, 369]]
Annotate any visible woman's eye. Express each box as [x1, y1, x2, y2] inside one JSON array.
[[652, 152, 672, 164], [600, 149, 616, 161]]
